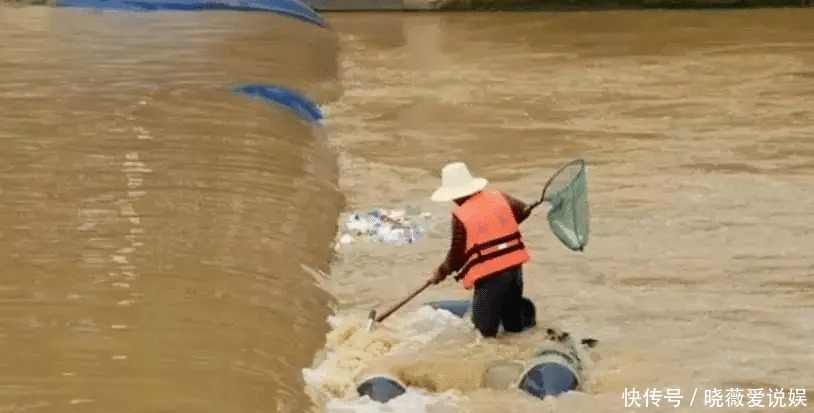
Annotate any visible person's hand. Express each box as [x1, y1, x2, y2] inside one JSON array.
[[522, 200, 544, 219], [428, 270, 447, 285]]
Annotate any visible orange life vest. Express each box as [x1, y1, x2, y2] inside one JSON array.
[[452, 190, 530, 290]]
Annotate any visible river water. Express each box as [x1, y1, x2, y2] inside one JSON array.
[[1, 5, 813, 413]]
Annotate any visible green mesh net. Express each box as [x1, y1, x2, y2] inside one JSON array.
[[541, 159, 589, 252]]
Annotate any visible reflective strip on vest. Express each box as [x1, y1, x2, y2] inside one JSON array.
[[452, 190, 530, 290]]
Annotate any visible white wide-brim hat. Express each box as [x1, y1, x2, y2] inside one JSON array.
[[430, 162, 488, 202]]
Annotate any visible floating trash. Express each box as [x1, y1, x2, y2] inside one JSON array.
[[336, 205, 431, 248], [231, 84, 324, 125]]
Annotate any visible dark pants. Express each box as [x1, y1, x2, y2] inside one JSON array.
[[471, 266, 534, 338]]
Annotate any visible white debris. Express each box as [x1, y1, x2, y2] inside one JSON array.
[[336, 204, 429, 248]]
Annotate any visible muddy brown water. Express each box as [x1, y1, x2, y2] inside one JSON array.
[[1, 5, 813, 413]]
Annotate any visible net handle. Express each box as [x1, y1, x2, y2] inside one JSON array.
[[539, 158, 586, 204]]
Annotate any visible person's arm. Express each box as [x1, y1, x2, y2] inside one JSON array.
[[503, 193, 540, 224], [430, 216, 467, 284]]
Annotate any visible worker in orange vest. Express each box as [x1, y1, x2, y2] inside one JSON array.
[[428, 162, 542, 338]]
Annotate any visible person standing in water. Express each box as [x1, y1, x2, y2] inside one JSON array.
[[428, 162, 541, 338]]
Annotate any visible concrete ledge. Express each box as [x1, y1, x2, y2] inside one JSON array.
[[302, 0, 456, 10], [3, 0, 811, 14], [453, 0, 811, 10], [305, 0, 811, 10]]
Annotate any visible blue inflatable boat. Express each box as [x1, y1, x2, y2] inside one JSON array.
[[54, 0, 329, 28]]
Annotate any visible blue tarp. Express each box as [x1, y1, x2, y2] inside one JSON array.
[[231, 84, 324, 125], [54, 0, 328, 28]]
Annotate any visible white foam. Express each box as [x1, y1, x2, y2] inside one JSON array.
[[325, 388, 467, 413], [303, 306, 472, 412], [327, 314, 345, 329]]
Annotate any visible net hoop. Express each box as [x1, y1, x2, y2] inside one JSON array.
[[541, 158, 586, 202]]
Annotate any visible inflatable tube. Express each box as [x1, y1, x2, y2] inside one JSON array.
[[518, 362, 578, 398], [426, 299, 471, 318], [231, 84, 323, 125], [426, 298, 537, 330], [356, 374, 407, 403], [54, 0, 328, 28], [426, 299, 599, 399]]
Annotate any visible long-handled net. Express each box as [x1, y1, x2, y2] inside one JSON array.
[[539, 159, 589, 252]]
